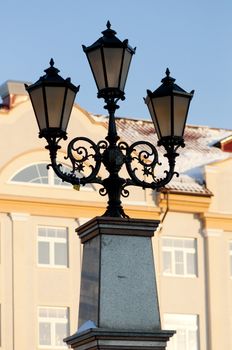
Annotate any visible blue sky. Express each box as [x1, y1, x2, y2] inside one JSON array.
[[1, 0, 232, 129]]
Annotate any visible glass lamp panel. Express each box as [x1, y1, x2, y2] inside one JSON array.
[[103, 47, 123, 88], [45, 87, 65, 128], [147, 99, 161, 139], [29, 87, 46, 131], [87, 49, 105, 90], [61, 89, 76, 132], [120, 49, 132, 91], [173, 95, 190, 136], [152, 96, 171, 138]]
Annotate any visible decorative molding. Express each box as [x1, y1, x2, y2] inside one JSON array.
[[0, 196, 160, 220], [77, 216, 160, 243], [202, 212, 232, 231], [158, 192, 211, 214], [65, 328, 175, 350]]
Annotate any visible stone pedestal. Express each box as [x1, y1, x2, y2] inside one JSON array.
[[65, 217, 174, 350]]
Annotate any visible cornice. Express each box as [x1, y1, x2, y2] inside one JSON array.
[[201, 212, 232, 231], [158, 192, 211, 214], [0, 191, 213, 221], [0, 195, 160, 220]]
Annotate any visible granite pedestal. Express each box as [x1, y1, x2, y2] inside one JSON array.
[[65, 217, 174, 350]]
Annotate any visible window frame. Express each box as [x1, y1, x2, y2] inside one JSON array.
[[163, 313, 199, 350], [9, 162, 95, 191], [38, 306, 69, 349], [37, 226, 69, 268], [162, 237, 198, 278]]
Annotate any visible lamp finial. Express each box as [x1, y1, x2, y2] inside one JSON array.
[[50, 58, 54, 67], [165, 68, 170, 77]]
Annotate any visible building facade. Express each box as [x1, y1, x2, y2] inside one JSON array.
[[0, 81, 232, 350]]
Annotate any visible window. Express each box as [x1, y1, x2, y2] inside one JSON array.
[[38, 226, 68, 267], [11, 163, 71, 187], [163, 314, 199, 350], [38, 307, 69, 348], [230, 241, 232, 276], [10, 162, 95, 190], [162, 237, 197, 277]]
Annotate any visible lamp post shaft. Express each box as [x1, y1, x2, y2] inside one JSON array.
[[105, 99, 120, 145], [102, 99, 127, 217]]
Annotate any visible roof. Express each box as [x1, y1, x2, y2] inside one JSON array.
[[92, 114, 232, 195], [213, 135, 232, 152]]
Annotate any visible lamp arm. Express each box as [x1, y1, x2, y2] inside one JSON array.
[[45, 136, 103, 187], [150, 142, 182, 189], [123, 140, 181, 191]]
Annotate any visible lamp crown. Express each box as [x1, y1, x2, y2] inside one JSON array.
[[161, 68, 175, 84], [44, 58, 60, 77], [101, 20, 117, 37]]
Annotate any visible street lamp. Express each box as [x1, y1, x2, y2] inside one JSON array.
[[82, 20, 135, 102], [26, 22, 194, 218], [26, 58, 79, 139], [145, 68, 193, 146]]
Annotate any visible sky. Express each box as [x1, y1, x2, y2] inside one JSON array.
[[1, 0, 232, 129]]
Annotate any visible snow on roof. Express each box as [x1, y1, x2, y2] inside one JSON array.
[[93, 115, 232, 195]]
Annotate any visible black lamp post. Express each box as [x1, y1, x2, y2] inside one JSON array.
[[26, 22, 194, 218]]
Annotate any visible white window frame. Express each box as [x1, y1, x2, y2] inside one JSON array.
[[37, 226, 68, 268], [38, 306, 69, 349], [162, 237, 197, 277], [10, 162, 70, 187], [10, 162, 94, 191], [163, 313, 199, 350]]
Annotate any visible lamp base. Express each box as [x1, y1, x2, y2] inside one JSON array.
[[65, 328, 175, 350], [68, 217, 175, 350]]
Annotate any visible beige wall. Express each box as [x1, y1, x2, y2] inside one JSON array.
[[0, 212, 82, 350], [205, 158, 232, 213], [153, 212, 208, 350], [203, 228, 232, 350]]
